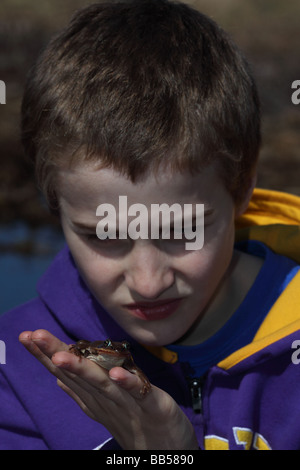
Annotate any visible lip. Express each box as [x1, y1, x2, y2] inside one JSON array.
[[123, 297, 184, 321]]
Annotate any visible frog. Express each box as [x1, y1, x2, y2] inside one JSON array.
[[69, 339, 151, 396]]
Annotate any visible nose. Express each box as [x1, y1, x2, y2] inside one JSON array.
[[124, 241, 175, 299]]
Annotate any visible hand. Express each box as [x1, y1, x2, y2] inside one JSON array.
[[19, 329, 198, 450]]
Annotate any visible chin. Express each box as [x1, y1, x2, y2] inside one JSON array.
[[132, 325, 185, 348]]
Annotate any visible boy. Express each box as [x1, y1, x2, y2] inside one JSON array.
[[1, 0, 300, 450]]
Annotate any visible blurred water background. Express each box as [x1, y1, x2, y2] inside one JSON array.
[[0, 0, 299, 314]]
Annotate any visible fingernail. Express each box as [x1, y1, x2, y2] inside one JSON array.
[[19, 332, 32, 342]]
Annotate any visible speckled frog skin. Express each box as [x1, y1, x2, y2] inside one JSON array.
[[69, 339, 151, 396]]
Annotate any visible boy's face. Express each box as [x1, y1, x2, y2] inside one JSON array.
[[58, 163, 242, 347]]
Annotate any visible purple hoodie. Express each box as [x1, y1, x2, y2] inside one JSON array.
[[1, 245, 300, 450]]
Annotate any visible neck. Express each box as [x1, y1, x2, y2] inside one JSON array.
[[176, 249, 264, 346]]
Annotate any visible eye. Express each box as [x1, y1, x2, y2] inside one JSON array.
[[84, 233, 132, 253], [104, 339, 112, 348], [122, 341, 130, 350]]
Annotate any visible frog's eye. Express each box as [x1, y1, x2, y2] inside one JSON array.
[[122, 341, 130, 350], [104, 339, 112, 348]]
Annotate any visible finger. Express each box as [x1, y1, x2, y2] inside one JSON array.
[[19, 330, 58, 374], [19, 331, 46, 359], [109, 367, 152, 400], [53, 352, 139, 403], [54, 352, 152, 402], [52, 350, 111, 388], [52, 350, 124, 404], [32, 333, 114, 393], [20, 329, 70, 358], [19, 330, 77, 382], [19, 331, 124, 417]]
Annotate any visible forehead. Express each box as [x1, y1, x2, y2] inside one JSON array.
[[57, 162, 226, 209]]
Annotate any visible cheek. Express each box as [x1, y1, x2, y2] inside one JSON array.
[[185, 226, 235, 285], [183, 253, 219, 289], [80, 257, 118, 294], [66, 238, 119, 294]]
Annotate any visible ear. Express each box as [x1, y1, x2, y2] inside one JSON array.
[[235, 173, 257, 218]]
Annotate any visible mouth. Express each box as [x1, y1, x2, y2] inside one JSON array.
[[122, 297, 184, 321]]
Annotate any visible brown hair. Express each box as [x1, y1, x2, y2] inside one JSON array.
[[21, 0, 261, 209]]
